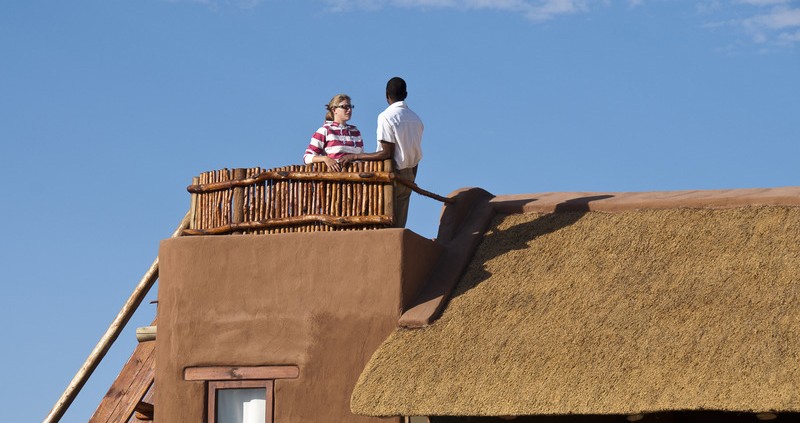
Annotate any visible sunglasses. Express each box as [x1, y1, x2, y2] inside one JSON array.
[[335, 104, 355, 111]]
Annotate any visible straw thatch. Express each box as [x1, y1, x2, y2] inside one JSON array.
[[352, 206, 800, 417]]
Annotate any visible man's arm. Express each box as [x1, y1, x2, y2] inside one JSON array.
[[339, 141, 394, 166]]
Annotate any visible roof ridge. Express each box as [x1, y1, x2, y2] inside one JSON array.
[[491, 186, 800, 214]]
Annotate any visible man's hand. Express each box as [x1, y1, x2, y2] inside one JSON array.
[[338, 154, 357, 167]]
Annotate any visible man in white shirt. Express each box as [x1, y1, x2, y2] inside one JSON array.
[[340, 77, 424, 227]]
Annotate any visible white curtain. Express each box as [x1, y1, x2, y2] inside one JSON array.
[[217, 388, 267, 423]]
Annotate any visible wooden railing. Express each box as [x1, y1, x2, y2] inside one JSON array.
[[185, 161, 396, 235]]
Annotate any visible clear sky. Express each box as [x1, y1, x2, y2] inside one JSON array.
[[1, 1, 798, 421]]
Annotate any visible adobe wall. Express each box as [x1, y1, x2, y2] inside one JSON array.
[[155, 229, 441, 423]]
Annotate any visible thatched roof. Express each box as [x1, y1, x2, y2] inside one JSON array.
[[352, 190, 800, 417]]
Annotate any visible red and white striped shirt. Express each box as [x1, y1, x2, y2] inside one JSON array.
[[303, 121, 364, 164]]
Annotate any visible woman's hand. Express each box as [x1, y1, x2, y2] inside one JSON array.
[[321, 156, 341, 172]]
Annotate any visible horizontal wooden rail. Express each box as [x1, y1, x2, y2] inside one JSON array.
[[187, 170, 393, 193], [183, 214, 393, 236]]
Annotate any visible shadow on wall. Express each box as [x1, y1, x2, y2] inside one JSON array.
[[450, 195, 613, 299]]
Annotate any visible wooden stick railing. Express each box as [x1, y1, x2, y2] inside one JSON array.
[[185, 161, 394, 235], [185, 160, 454, 236]]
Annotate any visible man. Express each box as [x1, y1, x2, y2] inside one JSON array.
[[339, 77, 424, 228]]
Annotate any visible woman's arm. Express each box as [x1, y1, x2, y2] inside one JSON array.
[[303, 126, 342, 171]]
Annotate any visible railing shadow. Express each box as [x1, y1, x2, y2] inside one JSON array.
[[449, 195, 614, 299]]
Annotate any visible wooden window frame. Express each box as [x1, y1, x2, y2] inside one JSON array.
[[207, 379, 274, 423], [184, 366, 299, 423]]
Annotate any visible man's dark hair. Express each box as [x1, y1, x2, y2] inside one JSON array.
[[386, 77, 408, 101]]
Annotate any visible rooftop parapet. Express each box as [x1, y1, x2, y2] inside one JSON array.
[[185, 160, 396, 235]]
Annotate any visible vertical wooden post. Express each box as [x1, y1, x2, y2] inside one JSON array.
[[383, 159, 394, 225], [232, 168, 246, 234], [189, 177, 199, 230]]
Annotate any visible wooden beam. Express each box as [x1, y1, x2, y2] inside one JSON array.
[[182, 214, 392, 236], [89, 324, 155, 423], [133, 401, 154, 421], [187, 170, 393, 193], [45, 213, 190, 423], [189, 176, 199, 230], [383, 160, 394, 224], [232, 168, 246, 234], [184, 365, 300, 381], [135, 326, 156, 343], [395, 175, 455, 204]]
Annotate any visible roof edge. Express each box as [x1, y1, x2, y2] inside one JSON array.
[[491, 186, 800, 214], [398, 188, 496, 328]]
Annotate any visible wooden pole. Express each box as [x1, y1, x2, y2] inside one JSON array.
[[203, 171, 209, 230], [252, 169, 258, 232], [256, 168, 263, 225], [186, 170, 394, 193], [267, 178, 274, 233], [394, 175, 456, 204], [292, 166, 298, 233], [253, 168, 259, 223], [223, 169, 232, 226], [346, 182, 352, 218], [324, 177, 331, 231], [270, 177, 276, 234], [253, 167, 260, 223], [190, 177, 199, 230], [292, 166, 297, 233], [193, 173, 203, 229], [219, 169, 225, 227], [182, 213, 392, 235], [232, 168, 246, 234], [370, 162, 377, 218], [247, 168, 251, 230], [383, 159, 394, 225], [333, 179, 340, 222], [44, 212, 191, 423], [211, 170, 217, 228], [213, 170, 219, 228], [279, 167, 286, 234]]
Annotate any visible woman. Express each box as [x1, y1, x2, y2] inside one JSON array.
[[303, 94, 364, 172]]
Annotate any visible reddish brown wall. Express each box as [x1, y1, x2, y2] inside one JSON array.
[[156, 229, 441, 422]]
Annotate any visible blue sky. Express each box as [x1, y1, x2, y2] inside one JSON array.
[[1, 1, 798, 421]]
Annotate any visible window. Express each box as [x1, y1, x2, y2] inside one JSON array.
[[184, 365, 299, 423], [209, 380, 272, 423]]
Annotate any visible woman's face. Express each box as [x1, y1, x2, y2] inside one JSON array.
[[332, 99, 353, 124]]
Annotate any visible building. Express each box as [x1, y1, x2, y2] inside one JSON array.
[[82, 165, 800, 422]]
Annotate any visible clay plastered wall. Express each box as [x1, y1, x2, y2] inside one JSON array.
[[156, 229, 440, 423]]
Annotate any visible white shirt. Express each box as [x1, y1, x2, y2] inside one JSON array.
[[376, 101, 424, 170]]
